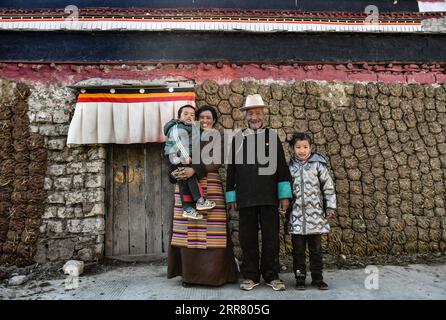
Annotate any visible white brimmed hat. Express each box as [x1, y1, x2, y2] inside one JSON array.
[[240, 94, 269, 111]]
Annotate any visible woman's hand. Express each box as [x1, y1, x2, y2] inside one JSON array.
[[181, 167, 195, 179], [175, 167, 195, 180]]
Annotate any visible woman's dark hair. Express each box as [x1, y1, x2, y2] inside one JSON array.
[[177, 104, 196, 119], [197, 105, 218, 126], [289, 132, 313, 147]]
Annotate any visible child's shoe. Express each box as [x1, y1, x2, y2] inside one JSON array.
[[182, 208, 203, 220], [295, 275, 306, 290], [311, 279, 329, 290], [195, 197, 216, 211]]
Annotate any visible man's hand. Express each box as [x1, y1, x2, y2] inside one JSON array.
[[229, 202, 238, 212], [325, 209, 335, 219], [278, 199, 290, 218]]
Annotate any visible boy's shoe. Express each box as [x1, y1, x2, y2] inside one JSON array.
[[311, 279, 329, 290], [240, 279, 260, 291], [266, 279, 286, 291], [196, 197, 216, 211], [295, 276, 306, 290], [182, 208, 203, 220]]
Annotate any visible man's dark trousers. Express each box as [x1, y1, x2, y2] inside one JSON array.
[[239, 205, 280, 283]]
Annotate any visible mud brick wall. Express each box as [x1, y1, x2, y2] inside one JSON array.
[[0, 80, 47, 267], [0, 79, 106, 266], [195, 79, 446, 257], [1, 76, 446, 267]]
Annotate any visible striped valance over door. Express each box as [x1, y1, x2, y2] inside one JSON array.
[[67, 87, 196, 145]]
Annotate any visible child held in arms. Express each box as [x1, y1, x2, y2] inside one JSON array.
[[163, 104, 216, 220]]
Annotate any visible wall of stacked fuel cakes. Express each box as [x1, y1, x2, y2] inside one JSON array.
[[0, 77, 445, 266], [0, 80, 47, 267], [195, 79, 446, 258]]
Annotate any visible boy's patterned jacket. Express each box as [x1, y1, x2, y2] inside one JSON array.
[[288, 153, 336, 235], [163, 119, 195, 163]]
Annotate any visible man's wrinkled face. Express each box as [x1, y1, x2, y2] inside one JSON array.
[[245, 107, 264, 129]]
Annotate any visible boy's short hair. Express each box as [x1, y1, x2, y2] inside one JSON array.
[[177, 104, 196, 119], [289, 132, 313, 147]]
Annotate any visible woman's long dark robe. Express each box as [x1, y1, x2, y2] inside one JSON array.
[[166, 136, 238, 286]]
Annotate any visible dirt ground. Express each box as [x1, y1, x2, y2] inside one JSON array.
[[1, 252, 446, 284], [1, 259, 445, 300]]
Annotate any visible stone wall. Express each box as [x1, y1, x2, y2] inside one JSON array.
[[0, 79, 106, 266], [195, 79, 446, 257], [1, 77, 446, 267], [27, 83, 106, 264]]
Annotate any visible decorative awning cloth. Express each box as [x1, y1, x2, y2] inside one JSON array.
[[67, 88, 196, 145]]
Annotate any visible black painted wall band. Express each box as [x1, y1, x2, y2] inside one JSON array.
[[0, 31, 444, 64]]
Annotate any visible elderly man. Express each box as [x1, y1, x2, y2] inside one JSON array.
[[226, 94, 292, 291]]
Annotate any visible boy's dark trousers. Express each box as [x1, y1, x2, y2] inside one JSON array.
[[165, 151, 205, 210], [291, 234, 323, 281], [238, 205, 280, 283], [174, 164, 204, 210]]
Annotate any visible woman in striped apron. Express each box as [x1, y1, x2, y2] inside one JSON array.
[[167, 105, 238, 287]]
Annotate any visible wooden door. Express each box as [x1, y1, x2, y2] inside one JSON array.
[[105, 144, 174, 261]]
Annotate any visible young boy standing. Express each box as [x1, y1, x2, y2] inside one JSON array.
[[287, 132, 336, 290]]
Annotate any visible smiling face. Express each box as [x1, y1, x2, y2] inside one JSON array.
[[293, 139, 312, 161], [179, 107, 196, 125], [199, 110, 214, 131], [245, 107, 264, 130]]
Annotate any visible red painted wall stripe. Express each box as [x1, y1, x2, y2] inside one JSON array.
[[77, 96, 195, 103]]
